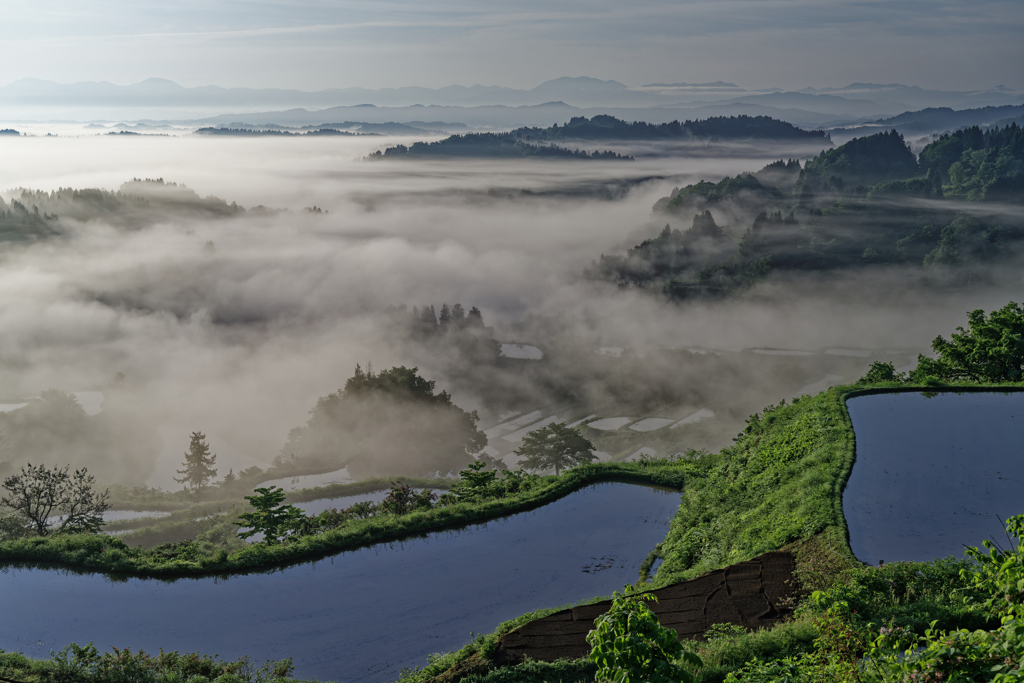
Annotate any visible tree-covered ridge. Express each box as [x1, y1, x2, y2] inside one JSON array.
[[369, 132, 632, 160], [512, 114, 831, 142], [592, 126, 1024, 299], [5, 178, 249, 232], [795, 129, 920, 194], [0, 197, 62, 241], [919, 123, 1024, 200], [370, 114, 832, 160]]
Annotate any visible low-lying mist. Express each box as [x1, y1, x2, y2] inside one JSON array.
[[0, 134, 1018, 488]]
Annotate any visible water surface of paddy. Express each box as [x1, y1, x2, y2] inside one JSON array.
[[845, 391, 1024, 565], [0, 482, 677, 683]]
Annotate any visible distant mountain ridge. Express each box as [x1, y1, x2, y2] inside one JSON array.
[[1, 76, 1019, 117]]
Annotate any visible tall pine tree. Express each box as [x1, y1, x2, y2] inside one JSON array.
[[175, 431, 218, 491]]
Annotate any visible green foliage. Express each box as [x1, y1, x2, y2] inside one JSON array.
[[919, 123, 1024, 200], [857, 362, 907, 384], [798, 129, 919, 190], [1, 463, 110, 536], [175, 432, 218, 491], [725, 515, 1024, 683], [923, 214, 1007, 267], [657, 391, 856, 584], [515, 423, 596, 475], [586, 585, 703, 683], [914, 302, 1024, 382], [0, 461, 686, 577], [235, 487, 304, 544], [379, 482, 438, 515], [0, 641, 298, 683], [457, 658, 597, 683]]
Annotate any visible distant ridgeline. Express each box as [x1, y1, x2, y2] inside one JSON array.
[[195, 127, 364, 137], [590, 124, 1024, 298], [369, 114, 828, 160]]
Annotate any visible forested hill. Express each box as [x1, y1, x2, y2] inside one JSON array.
[[368, 133, 632, 160], [368, 114, 828, 160], [591, 124, 1024, 299], [512, 114, 831, 142]]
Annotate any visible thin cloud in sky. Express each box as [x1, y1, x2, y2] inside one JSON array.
[[1, 0, 1021, 90]]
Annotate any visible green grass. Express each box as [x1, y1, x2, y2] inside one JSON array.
[[0, 461, 690, 578], [0, 643, 313, 683]]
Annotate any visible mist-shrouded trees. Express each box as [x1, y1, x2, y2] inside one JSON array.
[[281, 365, 488, 479], [0, 389, 161, 487], [913, 302, 1024, 383], [515, 423, 596, 475], [1, 463, 110, 536], [175, 431, 218, 491], [592, 125, 1024, 301]]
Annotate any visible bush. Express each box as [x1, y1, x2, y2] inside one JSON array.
[[586, 585, 702, 683]]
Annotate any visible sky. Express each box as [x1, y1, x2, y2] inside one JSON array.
[[2, 0, 1023, 92]]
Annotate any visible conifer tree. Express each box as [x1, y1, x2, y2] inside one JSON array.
[[175, 431, 218, 491]]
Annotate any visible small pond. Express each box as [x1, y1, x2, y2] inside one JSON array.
[[0, 482, 678, 683], [845, 391, 1024, 566]]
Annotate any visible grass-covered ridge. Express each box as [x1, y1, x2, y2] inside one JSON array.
[[655, 386, 858, 584], [0, 461, 689, 578], [656, 380, 1024, 585]]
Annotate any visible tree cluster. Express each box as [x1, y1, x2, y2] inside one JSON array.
[[280, 365, 488, 478], [592, 126, 1024, 299]]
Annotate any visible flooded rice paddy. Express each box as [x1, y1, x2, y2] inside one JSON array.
[[0, 482, 678, 683], [845, 391, 1024, 565]]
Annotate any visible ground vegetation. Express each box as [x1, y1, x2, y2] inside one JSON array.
[[0, 460, 687, 577]]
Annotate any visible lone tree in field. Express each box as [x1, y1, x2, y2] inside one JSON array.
[[1, 463, 110, 536], [175, 431, 218, 491], [515, 422, 596, 475], [236, 486, 304, 545]]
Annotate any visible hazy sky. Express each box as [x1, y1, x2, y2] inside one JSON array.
[[3, 0, 1023, 92]]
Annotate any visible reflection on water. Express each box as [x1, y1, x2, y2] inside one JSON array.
[[293, 490, 440, 516], [0, 482, 679, 683], [845, 391, 1024, 565]]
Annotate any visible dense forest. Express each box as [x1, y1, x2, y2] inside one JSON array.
[[369, 132, 632, 160], [513, 114, 831, 142], [0, 178, 259, 235], [371, 114, 830, 160], [590, 124, 1024, 298]]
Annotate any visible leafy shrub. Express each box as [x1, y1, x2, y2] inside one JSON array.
[[857, 361, 907, 384], [586, 585, 702, 683]]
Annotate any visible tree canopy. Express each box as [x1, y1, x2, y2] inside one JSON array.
[[515, 422, 596, 475], [175, 431, 218, 491], [282, 365, 488, 478], [1, 463, 110, 536], [913, 302, 1024, 383]]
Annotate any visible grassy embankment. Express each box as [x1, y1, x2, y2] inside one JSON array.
[[0, 461, 691, 578], [397, 381, 1020, 683], [99, 476, 454, 547]]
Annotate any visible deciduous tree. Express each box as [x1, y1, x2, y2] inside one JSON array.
[[515, 423, 595, 475], [1, 463, 110, 536]]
